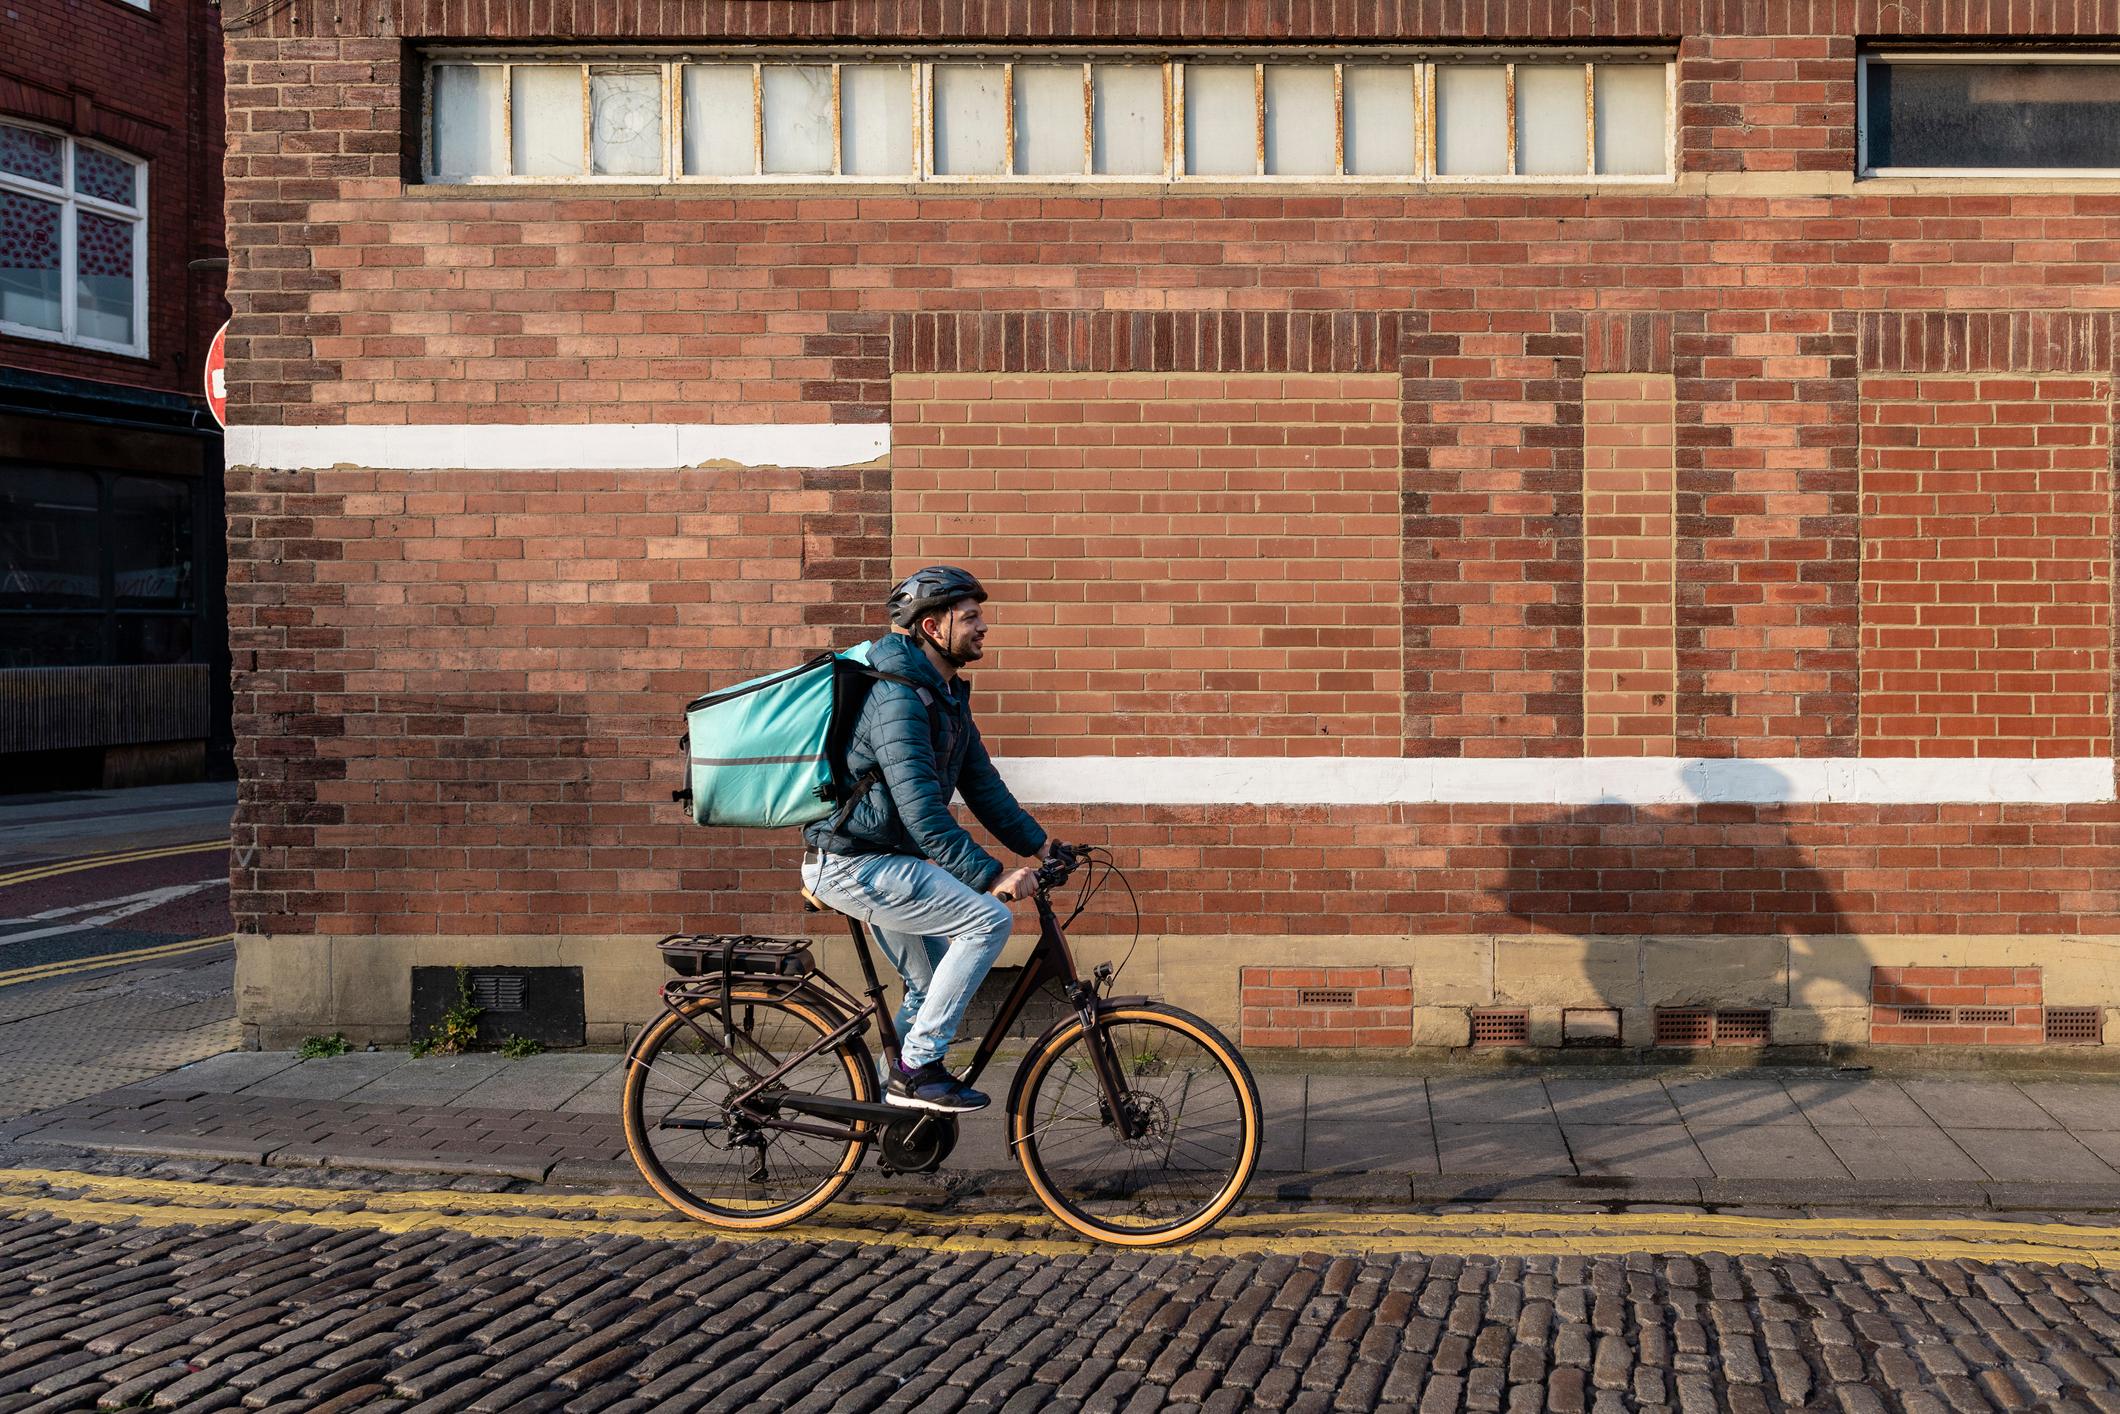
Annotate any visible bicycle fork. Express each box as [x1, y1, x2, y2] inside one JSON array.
[[1067, 980, 1146, 1144]]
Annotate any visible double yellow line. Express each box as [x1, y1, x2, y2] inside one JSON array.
[[0, 933, 235, 990], [4, 1167, 2120, 1264], [0, 838, 227, 890]]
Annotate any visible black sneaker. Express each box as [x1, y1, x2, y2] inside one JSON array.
[[886, 1060, 990, 1113]]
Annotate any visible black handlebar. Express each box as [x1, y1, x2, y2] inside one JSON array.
[[995, 841, 1090, 902]]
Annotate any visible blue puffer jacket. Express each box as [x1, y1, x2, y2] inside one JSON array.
[[802, 632, 1047, 891]]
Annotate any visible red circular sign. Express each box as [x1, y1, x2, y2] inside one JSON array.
[[204, 320, 228, 428]]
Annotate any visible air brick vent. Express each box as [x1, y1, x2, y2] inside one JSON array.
[[1899, 1005, 1953, 1025], [1470, 1009, 1529, 1047], [1714, 1010, 1770, 1045], [470, 974, 527, 1012], [1297, 988, 1356, 1008], [1957, 1006, 2011, 1026], [1654, 1008, 1713, 1048], [2047, 1007, 2102, 1045]]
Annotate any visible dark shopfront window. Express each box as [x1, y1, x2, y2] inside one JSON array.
[[0, 465, 199, 668]]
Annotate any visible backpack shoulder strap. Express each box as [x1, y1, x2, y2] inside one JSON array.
[[861, 667, 935, 709], [826, 667, 943, 829]]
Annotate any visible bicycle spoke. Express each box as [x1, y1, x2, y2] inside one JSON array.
[[625, 992, 870, 1223], [1016, 1012, 1257, 1239]]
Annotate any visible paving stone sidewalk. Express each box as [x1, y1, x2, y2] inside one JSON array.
[[17, 1050, 2120, 1208]]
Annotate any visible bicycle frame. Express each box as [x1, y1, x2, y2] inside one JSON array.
[[643, 865, 1148, 1146]]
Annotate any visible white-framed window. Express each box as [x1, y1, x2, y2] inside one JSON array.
[[1860, 52, 2120, 177], [423, 49, 1675, 185], [0, 120, 148, 357]]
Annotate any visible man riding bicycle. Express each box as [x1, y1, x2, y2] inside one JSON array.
[[800, 565, 1057, 1115]]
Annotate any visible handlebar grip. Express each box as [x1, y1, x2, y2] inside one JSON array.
[[994, 888, 1016, 903]]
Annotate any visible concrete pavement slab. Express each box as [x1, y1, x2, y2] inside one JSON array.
[[1900, 1079, 2062, 1130], [2011, 1082, 2120, 1132], [1561, 1124, 1712, 1178], [1543, 1076, 1684, 1126], [339, 1054, 513, 1103], [2045, 1129, 2120, 1178], [1426, 1077, 1553, 1125], [1662, 1076, 1808, 1130], [1253, 1074, 1306, 1171], [1434, 1121, 1574, 1176], [1690, 1123, 1853, 1182], [239, 1053, 411, 1100], [1950, 1127, 2119, 1183], [1813, 1125, 1986, 1182], [1303, 1076, 1438, 1174], [447, 1056, 620, 1111], [1779, 1077, 1934, 1128], [557, 1070, 626, 1116], [117, 1051, 305, 1096]]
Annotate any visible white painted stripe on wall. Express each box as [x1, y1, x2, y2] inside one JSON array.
[[225, 424, 891, 471], [991, 757, 2118, 805]]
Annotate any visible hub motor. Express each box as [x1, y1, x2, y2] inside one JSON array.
[[877, 1113, 959, 1174]]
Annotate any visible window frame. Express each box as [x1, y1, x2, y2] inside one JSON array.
[[1857, 50, 2120, 179], [420, 47, 1677, 187], [0, 119, 149, 358]]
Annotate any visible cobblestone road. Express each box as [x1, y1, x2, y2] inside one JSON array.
[[7, 1165, 2120, 1412]]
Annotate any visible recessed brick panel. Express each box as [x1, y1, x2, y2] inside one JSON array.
[[1860, 376, 2113, 758], [1871, 966, 2045, 1046], [1584, 373, 1677, 756], [892, 372, 1403, 757], [1240, 967, 1412, 1048]]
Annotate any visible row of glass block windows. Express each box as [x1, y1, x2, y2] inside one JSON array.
[[426, 55, 1673, 183]]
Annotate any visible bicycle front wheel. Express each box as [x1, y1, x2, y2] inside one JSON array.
[[622, 988, 872, 1230], [1010, 1003, 1261, 1247]]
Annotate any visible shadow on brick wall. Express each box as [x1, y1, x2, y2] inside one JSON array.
[[1490, 761, 1854, 942]]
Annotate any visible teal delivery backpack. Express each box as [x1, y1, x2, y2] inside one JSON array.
[[674, 642, 920, 829]]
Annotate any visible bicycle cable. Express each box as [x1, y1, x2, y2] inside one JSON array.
[[1059, 845, 1142, 988]]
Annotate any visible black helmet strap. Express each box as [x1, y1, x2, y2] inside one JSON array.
[[912, 600, 971, 667]]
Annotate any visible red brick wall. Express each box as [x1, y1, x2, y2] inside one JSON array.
[[0, 0, 225, 395], [1583, 373, 1677, 755], [219, 5, 2120, 956], [1861, 375, 2113, 758], [225, 464, 829, 935], [1871, 966, 2044, 1047], [1241, 966, 1413, 1049], [893, 372, 1403, 756]]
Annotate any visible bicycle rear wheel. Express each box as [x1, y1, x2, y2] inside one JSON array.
[[622, 987, 873, 1229], [1010, 1003, 1261, 1247]]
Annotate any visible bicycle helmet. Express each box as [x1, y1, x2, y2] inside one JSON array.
[[887, 565, 987, 628], [887, 566, 988, 666]]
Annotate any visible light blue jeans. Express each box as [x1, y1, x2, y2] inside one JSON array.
[[801, 851, 1014, 1070]]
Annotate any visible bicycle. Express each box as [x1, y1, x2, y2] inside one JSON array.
[[620, 843, 1263, 1246]]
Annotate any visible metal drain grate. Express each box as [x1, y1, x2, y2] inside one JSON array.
[[1714, 1010, 1770, 1045], [1899, 1005, 1953, 1025], [1957, 1006, 2011, 1026], [1654, 1008, 1713, 1047], [1297, 988, 1356, 1009], [1470, 1009, 1529, 1047], [2047, 1007, 2102, 1045]]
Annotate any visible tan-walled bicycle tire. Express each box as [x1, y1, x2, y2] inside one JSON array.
[[1010, 1003, 1262, 1248], [623, 989, 873, 1231]]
